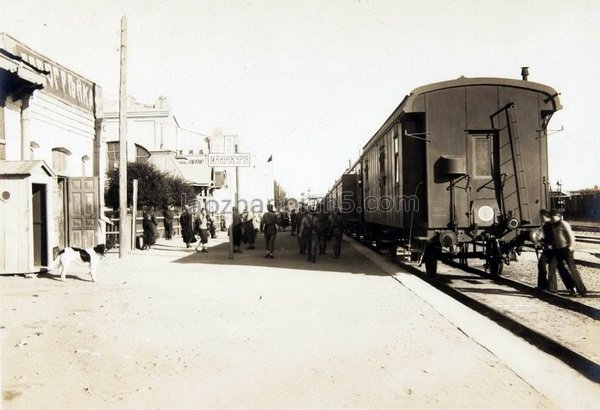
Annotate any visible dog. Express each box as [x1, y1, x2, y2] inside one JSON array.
[[49, 244, 107, 282]]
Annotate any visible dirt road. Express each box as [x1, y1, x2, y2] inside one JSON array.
[[2, 233, 596, 407]]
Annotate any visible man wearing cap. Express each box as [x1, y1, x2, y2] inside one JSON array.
[[550, 210, 587, 296]]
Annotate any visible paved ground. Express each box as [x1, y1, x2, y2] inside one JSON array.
[[2, 231, 599, 408]]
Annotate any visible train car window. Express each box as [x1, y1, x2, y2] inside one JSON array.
[[472, 136, 492, 177], [379, 145, 386, 192], [393, 134, 399, 184]]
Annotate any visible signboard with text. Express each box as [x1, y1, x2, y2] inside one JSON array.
[[208, 153, 251, 167], [1, 33, 98, 113]]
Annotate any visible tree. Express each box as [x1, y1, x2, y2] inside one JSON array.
[[105, 161, 195, 209], [273, 179, 287, 209]]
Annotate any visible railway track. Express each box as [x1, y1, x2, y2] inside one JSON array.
[[360, 239, 600, 384], [575, 235, 600, 245], [405, 259, 600, 383]]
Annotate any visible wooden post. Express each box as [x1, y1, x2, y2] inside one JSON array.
[[118, 16, 128, 258], [131, 179, 138, 250]]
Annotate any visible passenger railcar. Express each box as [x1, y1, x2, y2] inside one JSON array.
[[328, 74, 562, 275]]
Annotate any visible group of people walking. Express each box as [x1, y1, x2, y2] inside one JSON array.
[[230, 207, 261, 253], [142, 203, 346, 263], [296, 206, 344, 263], [537, 209, 587, 296], [253, 204, 344, 261], [150, 205, 588, 298], [179, 205, 218, 253]]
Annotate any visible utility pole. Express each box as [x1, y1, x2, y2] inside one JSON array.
[[118, 16, 128, 258]]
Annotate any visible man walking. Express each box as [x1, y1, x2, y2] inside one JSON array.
[[261, 204, 279, 258], [550, 210, 587, 296], [300, 208, 319, 263], [328, 208, 344, 259], [296, 207, 306, 254], [162, 205, 175, 240], [317, 206, 330, 255], [180, 205, 196, 249]]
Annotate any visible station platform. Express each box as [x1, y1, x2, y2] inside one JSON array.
[[2, 231, 599, 407]]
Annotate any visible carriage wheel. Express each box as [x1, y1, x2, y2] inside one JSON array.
[[488, 258, 504, 276], [485, 238, 504, 276]]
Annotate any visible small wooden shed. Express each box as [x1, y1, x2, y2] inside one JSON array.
[[0, 160, 56, 274]]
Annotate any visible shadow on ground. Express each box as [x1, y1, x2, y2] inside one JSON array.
[[171, 232, 389, 276]]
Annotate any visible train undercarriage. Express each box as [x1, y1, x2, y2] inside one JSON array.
[[350, 222, 533, 277]]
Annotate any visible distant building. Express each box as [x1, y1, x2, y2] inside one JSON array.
[[1, 33, 103, 274], [563, 189, 600, 221], [101, 95, 213, 206]]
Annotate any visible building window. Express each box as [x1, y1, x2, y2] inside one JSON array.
[[30, 141, 40, 160], [378, 144, 386, 191], [108, 142, 150, 170], [136, 144, 150, 162], [107, 141, 119, 171], [52, 148, 71, 174], [472, 135, 492, 177]]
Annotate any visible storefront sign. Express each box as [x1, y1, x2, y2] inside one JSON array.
[[208, 153, 251, 167], [1, 35, 96, 112]]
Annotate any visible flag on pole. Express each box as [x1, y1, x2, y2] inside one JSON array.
[[267, 155, 273, 163]]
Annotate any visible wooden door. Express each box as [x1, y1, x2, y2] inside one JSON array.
[[68, 177, 98, 248], [32, 183, 48, 266]]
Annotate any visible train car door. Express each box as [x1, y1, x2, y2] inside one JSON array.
[[467, 132, 502, 227], [68, 177, 98, 248]]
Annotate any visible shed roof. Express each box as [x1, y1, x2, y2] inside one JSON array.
[[147, 151, 211, 187], [0, 160, 55, 177]]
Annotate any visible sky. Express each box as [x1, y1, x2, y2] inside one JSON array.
[[2, 0, 599, 197]]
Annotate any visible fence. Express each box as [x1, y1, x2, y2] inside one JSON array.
[[106, 213, 182, 249]]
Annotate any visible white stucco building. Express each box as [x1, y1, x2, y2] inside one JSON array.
[[1, 33, 103, 273]]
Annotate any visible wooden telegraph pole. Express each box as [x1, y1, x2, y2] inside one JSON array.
[[118, 16, 128, 258]]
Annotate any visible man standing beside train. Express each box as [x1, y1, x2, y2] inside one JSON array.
[[550, 210, 587, 296], [328, 208, 344, 259]]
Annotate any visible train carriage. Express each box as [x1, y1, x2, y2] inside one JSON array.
[[332, 73, 562, 275]]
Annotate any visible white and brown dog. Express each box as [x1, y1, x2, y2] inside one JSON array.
[[49, 244, 107, 282]]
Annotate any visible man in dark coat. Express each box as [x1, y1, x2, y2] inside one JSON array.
[[163, 205, 175, 240], [180, 205, 196, 248], [142, 206, 158, 250], [329, 208, 344, 259]]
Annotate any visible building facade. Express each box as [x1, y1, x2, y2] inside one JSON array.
[[1, 33, 103, 273], [101, 95, 213, 209]]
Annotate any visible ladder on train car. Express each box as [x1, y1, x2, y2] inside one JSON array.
[[504, 103, 531, 223]]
